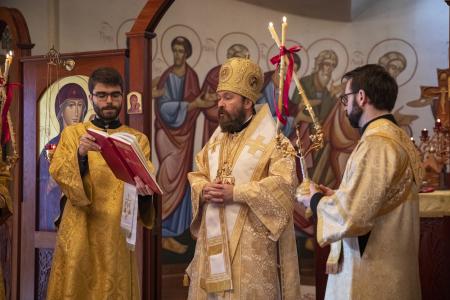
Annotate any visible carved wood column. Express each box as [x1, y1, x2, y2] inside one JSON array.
[[0, 7, 33, 300], [128, 2, 174, 299]]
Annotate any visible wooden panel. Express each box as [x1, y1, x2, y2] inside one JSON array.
[[419, 217, 450, 300]]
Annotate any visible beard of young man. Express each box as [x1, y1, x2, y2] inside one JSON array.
[[218, 102, 247, 133], [347, 100, 363, 128], [93, 102, 122, 122]]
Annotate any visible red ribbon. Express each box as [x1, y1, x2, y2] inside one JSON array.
[[1, 83, 21, 145], [270, 45, 302, 125]]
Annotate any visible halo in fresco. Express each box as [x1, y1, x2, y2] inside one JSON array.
[[161, 24, 202, 68], [367, 38, 418, 87], [216, 32, 260, 65], [38, 75, 94, 152], [266, 39, 309, 77], [307, 38, 349, 81], [116, 18, 158, 62]]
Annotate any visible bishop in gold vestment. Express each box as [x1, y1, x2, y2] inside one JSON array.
[[187, 57, 301, 299], [300, 64, 423, 300], [47, 68, 155, 300]]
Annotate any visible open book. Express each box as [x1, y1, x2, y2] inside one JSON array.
[[87, 128, 163, 195]]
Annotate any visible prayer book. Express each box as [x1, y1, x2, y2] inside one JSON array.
[[87, 128, 163, 195]]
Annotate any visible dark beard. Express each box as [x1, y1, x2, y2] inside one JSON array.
[[218, 106, 246, 133], [93, 103, 121, 122], [346, 102, 363, 128]]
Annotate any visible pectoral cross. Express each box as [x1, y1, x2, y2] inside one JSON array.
[[420, 68, 450, 128], [216, 162, 235, 185]]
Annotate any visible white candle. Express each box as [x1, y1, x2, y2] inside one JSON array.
[[4, 50, 13, 80], [268, 22, 281, 46], [281, 16, 287, 46]]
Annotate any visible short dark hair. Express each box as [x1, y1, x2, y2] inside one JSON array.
[[88, 67, 124, 94], [171, 36, 192, 58], [342, 64, 398, 111]]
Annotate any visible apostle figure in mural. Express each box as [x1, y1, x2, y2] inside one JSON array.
[[200, 43, 250, 145], [155, 36, 203, 254], [257, 52, 301, 137], [378, 51, 418, 136], [47, 67, 155, 299], [299, 64, 423, 300], [378, 51, 406, 80], [38, 83, 88, 231], [291, 49, 351, 188], [186, 57, 301, 299]]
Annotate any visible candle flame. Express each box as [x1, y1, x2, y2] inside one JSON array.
[[282, 16, 287, 23], [269, 22, 274, 27], [437, 118, 441, 122]]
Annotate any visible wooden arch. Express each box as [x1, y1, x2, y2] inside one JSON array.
[[0, 7, 33, 300]]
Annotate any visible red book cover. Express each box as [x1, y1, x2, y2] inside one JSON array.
[[87, 128, 163, 195]]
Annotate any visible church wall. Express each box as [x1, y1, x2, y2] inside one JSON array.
[[2, 0, 446, 144]]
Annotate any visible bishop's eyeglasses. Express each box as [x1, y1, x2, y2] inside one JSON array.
[[339, 92, 357, 106], [92, 91, 123, 101]]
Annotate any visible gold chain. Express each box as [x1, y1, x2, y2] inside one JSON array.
[[217, 131, 246, 180]]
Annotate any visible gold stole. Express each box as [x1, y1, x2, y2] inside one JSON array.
[[201, 105, 276, 293]]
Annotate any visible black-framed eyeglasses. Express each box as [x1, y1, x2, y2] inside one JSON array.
[[92, 91, 123, 101], [339, 92, 357, 106]]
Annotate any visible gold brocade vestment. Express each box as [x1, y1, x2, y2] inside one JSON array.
[[187, 104, 301, 300], [316, 118, 423, 300], [47, 122, 155, 300]]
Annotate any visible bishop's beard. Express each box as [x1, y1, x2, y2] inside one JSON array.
[[218, 106, 246, 133]]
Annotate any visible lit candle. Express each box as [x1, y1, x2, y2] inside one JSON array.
[[4, 50, 13, 80], [421, 128, 428, 138], [435, 118, 442, 130], [281, 16, 287, 46], [268, 22, 281, 46]]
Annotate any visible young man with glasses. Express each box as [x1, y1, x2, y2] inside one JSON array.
[[299, 64, 423, 300], [47, 67, 155, 299]]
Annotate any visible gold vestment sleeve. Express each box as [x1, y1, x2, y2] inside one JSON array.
[[49, 127, 91, 207], [188, 144, 211, 239], [317, 135, 412, 246], [233, 140, 297, 241]]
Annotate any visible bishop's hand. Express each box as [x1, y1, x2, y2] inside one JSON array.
[[202, 182, 234, 204]]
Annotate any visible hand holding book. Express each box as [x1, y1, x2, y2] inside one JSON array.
[[87, 128, 163, 195], [134, 176, 154, 196], [78, 133, 101, 156]]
